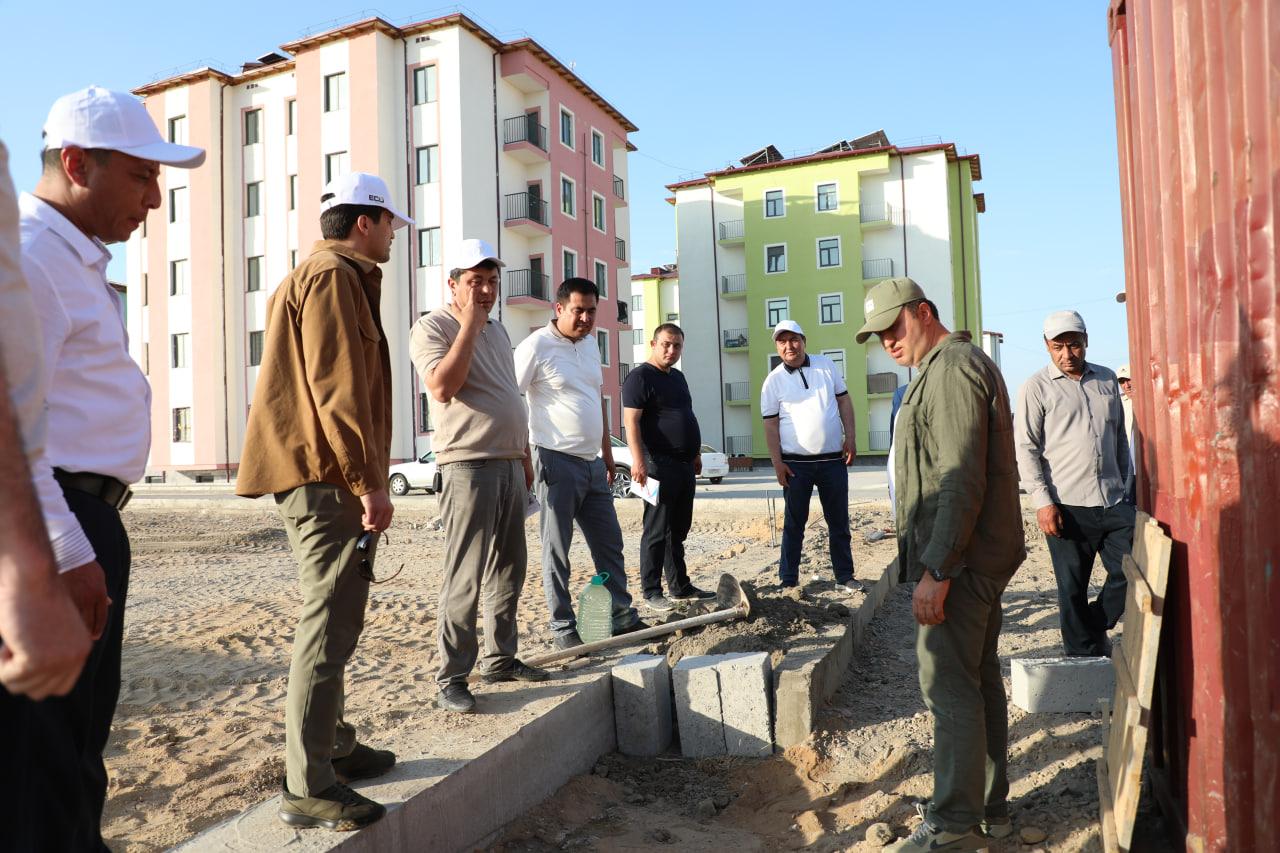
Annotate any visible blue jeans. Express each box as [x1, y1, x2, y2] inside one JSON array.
[[779, 458, 854, 585]]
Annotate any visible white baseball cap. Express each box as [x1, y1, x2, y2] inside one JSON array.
[[320, 172, 413, 230], [451, 238, 505, 271], [1117, 364, 1131, 380], [772, 319, 805, 340], [1043, 310, 1087, 340], [43, 86, 205, 168]]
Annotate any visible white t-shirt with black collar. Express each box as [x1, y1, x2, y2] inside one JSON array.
[[760, 353, 848, 460]]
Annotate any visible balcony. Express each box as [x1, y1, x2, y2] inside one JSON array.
[[612, 175, 626, 203], [615, 237, 627, 262], [506, 268, 550, 304], [617, 300, 629, 324], [862, 257, 894, 280], [867, 371, 900, 394], [720, 273, 746, 297], [503, 192, 550, 237], [619, 362, 632, 384], [502, 115, 548, 164], [724, 381, 750, 406], [718, 219, 745, 244], [860, 201, 894, 228], [726, 434, 753, 456], [722, 328, 749, 350], [868, 430, 892, 451]]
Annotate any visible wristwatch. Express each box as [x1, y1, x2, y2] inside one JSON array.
[[926, 565, 948, 583]]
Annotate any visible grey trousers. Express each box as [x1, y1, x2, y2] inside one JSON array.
[[916, 568, 1012, 832], [436, 458, 526, 685], [533, 446, 641, 637], [276, 483, 371, 796]]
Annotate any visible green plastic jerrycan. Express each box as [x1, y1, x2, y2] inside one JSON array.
[[577, 573, 614, 644]]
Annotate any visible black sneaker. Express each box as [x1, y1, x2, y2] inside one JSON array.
[[436, 682, 477, 713], [332, 742, 396, 783], [644, 595, 675, 612], [479, 660, 550, 683], [615, 619, 650, 635], [554, 631, 584, 650], [671, 585, 716, 601], [279, 780, 385, 831]]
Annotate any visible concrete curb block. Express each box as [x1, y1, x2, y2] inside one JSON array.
[[1012, 655, 1115, 713], [773, 558, 900, 748]]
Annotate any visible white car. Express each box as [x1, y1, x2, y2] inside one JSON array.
[[607, 436, 729, 499], [389, 452, 439, 496]]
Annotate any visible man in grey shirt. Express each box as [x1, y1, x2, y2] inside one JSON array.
[[1015, 310, 1134, 656]]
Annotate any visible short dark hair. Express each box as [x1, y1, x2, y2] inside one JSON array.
[[556, 277, 599, 305], [653, 322, 684, 341], [907, 298, 941, 321], [319, 198, 387, 240], [41, 146, 111, 174], [449, 259, 501, 281]]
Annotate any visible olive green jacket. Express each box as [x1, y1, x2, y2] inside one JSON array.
[[893, 332, 1026, 583]]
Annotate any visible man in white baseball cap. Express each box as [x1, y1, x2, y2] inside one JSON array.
[[10, 86, 205, 850], [237, 171, 411, 830]]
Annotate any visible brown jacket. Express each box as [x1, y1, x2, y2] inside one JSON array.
[[236, 241, 392, 498]]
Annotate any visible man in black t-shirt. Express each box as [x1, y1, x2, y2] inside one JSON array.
[[622, 324, 717, 610]]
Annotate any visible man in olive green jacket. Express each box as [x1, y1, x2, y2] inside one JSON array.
[[857, 277, 1025, 853]]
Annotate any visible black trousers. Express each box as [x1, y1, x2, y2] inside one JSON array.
[[1044, 502, 1134, 656], [638, 457, 696, 600], [0, 487, 131, 852]]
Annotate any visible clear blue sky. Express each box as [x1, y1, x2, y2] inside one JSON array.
[[2, 1, 1128, 397]]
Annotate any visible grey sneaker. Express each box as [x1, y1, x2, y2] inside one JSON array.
[[479, 660, 550, 683], [978, 816, 1012, 839], [436, 682, 476, 713], [644, 595, 676, 612], [279, 781, 385, 831], [885, 805, 985, 852], [670, 585, 716, 601]]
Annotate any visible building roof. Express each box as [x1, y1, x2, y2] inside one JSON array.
[[631, 265, 678, 281], [133, 12, 637, 132], [665, 140, 982, 191]]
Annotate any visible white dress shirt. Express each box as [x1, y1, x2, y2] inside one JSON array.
[[19, 192, 152, 571], [513, 323, 604, 460], [759, 353, 848, 458]]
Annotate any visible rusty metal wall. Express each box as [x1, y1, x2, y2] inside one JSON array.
[[1107, 1, 1279, 849]]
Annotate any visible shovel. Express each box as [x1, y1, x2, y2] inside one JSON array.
[[521, 572, 752, 669]]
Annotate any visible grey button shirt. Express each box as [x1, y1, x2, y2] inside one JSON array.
[[1015, 361, 1130, 509]]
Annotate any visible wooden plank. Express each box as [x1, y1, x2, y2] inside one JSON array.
[[1097, 699, 1122, 853], [1121, 554, 1153, 613]]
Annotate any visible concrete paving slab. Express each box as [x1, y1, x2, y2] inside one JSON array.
[[714, 652, 773, 757], [1012, 655, 1115, 713], [612, 654, 673, 757], [672, 655, 726, 757]]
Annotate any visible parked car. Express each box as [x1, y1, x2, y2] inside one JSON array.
[[388, 451, 439, 496], [606, 436, 728, 499]]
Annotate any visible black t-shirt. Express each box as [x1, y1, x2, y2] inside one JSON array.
[[622, 363, 701, 459]]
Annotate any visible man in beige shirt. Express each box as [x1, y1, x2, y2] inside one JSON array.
[[239, 172, 408, 831], [410, 239, 548, 715]]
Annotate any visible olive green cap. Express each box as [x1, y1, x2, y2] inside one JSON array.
[[855, 277, 927, 344]]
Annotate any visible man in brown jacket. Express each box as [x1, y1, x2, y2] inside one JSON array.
[[237, 172, 409, 831]]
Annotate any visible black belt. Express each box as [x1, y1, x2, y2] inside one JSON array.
[[53, 468, 132, 511]]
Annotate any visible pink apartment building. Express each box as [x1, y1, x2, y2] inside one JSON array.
[[125, 13, 635, 481]]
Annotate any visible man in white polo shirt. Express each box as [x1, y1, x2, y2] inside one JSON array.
[[13, 86, 204, 850], [514, 277, 645, 650], [761, 320, 860, 591]]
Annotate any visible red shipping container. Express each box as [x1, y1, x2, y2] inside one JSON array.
[[1107, 1, 1279, 849]]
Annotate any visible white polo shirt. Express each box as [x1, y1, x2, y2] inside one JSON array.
[[760, 353, 848, 459], [513, 322, 604, 460], [20, 192, 152, 571]]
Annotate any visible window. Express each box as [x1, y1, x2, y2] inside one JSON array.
[[764, 189, 784, 218], [633, 329, 645, 345], [142, 273, 148, 307], [168, 186, 187, 223], [249, 331, 265, 367], [563, 248, 577, 280], [246, 182, 262, 217], [419, 393, 434, 432], [594, 260, 608, 297], [244, 109, 261, 145], [766, 297, 789, 327], [167, 115, 187, 144], [288, 175, 298, 210], [416, 145, 438, 185], [418, 227, 442, 267], [560, 176, 576, 217], [143, 342, 149, 374], [591, 129, 604, 167], [818, 237, 841, 268], [172, 407, 191, 443], [324, 151, 348, 184], [765, 243, 787, 274], [632, 293, 643, 311], [169, 259, 188, 295], [769, 354, 783, 371], [141, 217, 146, 238], [413, 65, 437, 105], [819, 293, 844, 325], [170, 333, 190, 368], [559, 108, 574, 148], [666, 312, 679, 322], [290, 249, 298, 270], [592, 193, 606, 232], [286, 99, 297, 135], [323, 72, 346, 112], [817, 182, 837, 212], [246, 256, 263, 292], [598, 329, 610, 365], [821, 348, 846, 379]]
